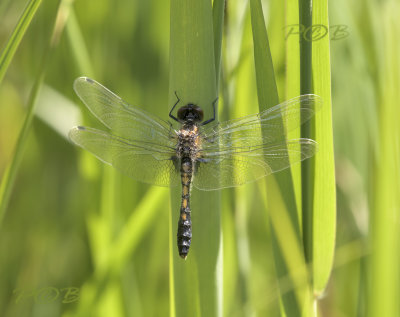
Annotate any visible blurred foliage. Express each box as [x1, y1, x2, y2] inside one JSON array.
[[0, 0, 399, 316]]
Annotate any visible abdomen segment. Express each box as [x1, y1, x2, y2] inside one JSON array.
[[177, 158, 193, 259]]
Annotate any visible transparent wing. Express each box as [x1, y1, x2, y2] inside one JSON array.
[[74, 77, 175, 146], [193, 139, 317, 190], [200, 94, 322, 150], [69, 126, 180, 187]]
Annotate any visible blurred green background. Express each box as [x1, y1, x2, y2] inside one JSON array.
[[0, 0, 399, 316]]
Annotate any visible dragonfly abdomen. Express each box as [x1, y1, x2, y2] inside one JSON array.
[[177, 157, 193, 259]]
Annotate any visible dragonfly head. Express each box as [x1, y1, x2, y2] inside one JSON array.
[[177, 104, 204, 123]]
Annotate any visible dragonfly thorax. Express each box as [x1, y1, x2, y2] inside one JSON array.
[[176, 125, 201, 160]]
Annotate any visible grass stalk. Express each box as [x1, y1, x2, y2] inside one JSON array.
[[0, 0, 43, 85], [250, 0, 311, 315], [212, 0, 225, 89], [298, 0, 314, 267], [0, 0, 69, 228], [311, 0, 336, 295], [169, 0, 222, 316], [369, 2, 400, 316]]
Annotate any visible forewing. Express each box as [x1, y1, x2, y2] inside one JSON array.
[[193, 139, 317, 190], [201, 94, 322, 149], [69, 126, 180, 187], [74, 77, 175, 146]]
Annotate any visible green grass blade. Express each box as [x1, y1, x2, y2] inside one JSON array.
[[299, 0, 314, 266], [0, 65, 45, 227], [369, 2, 400, 316], [65, 9, 95, 77], [112, 188, 169, 272], [250, 0, 278, 107], [224, 10, 257, 314], [285, 0, 302, 226], [64, 6, 117, 316], [250, 0, 311, 315], [0, 0, 69, 228], [0, 0, 42, 85], [212, 0, 225, 87], [169, 0, 221, 316], [73, 186, 169, 316], [311, 0, 337, 295]]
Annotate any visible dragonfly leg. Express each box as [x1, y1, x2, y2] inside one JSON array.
[[169, 91, 181, 122], [167, 121, 177, 139], [201, 97, 218, 126]]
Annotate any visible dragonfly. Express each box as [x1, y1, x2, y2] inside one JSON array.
[[69, 77, 322, 259]]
